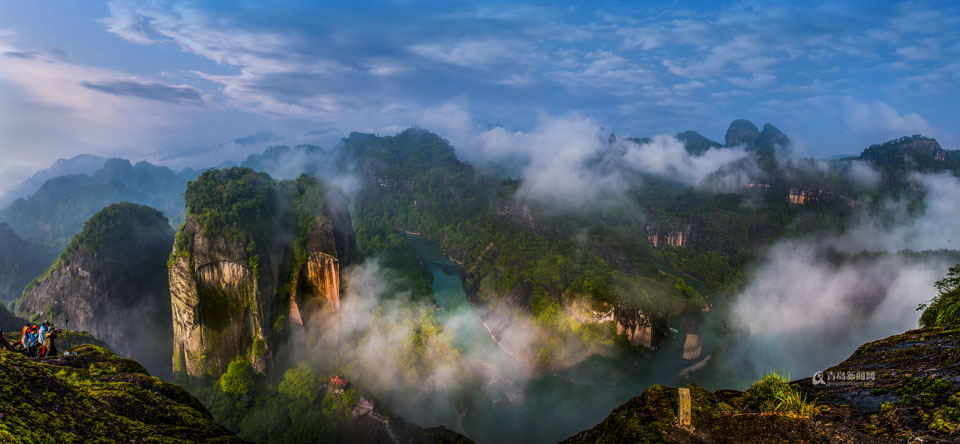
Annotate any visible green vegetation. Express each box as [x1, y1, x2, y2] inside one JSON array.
[[20, 202, 170, 297], [745, 370, 817, 417], [184, 167, 280, 240], [176, 169, 346, 374], [565, 325, 960, 443], [860, 135, 958, 175], [343, 128, 862, 368], [193, 360, 363, 443], [929, 392, 960, 433], [219, 356, 256, 397], [0, 159, 195, 251], [173, 169, 472, 441], [919, 264, 960, 328], [0, 344, 243, 443], [168, 220, 195, 268]]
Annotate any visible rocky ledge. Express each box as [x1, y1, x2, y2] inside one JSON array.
[[0, 344, 246, 443], [562, 326, 960, 443]]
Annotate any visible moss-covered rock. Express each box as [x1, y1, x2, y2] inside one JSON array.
[[0, 345, 247, 443], [13, 202, 175, 376], [564, 326, 960, 444]]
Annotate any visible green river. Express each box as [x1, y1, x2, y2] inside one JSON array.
[[404, 235, 733, 443]]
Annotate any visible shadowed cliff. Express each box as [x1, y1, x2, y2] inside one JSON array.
[[14, 202, 174, 376]]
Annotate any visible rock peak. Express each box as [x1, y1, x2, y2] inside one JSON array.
[[724, 119, 760, 146]]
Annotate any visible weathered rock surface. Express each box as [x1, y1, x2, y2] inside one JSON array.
[[562, 326, 960, 444], [345, 394, 473, 444], [0, 344, 247, 443], [169, 170, 354, 379], [14, 203, 174, 376], [170, 213, 349, 378], [614, 307, 664, 350]]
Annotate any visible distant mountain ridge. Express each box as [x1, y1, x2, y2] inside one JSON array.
[[0, 158, 197, 250], [858, 134, 959, 173], [0, 154, 110, 208], [0, 223, 53, 302]]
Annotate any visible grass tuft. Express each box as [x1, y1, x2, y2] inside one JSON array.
[[746, 369, 818, 418]]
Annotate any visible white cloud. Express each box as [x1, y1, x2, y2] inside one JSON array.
[[843, 98, 937, 141], [844, 160, 882, 189], [729, 173, 960, 379], [417, 102, 747, 209], [729, 240, 948, 379], [622, 135, 747, 185], [411, 38, 532, 67], [0, 38, 216, 181]]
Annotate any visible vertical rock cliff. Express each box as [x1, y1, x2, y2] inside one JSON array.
[[613, 307, 667, 350], [288, 216, 344, 347], [169, 215, 274, 377], [169, 169, 353, 379], [14, 203, 174, 375]]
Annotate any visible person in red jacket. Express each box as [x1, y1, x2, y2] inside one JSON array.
[[20, 323, 30, 348]]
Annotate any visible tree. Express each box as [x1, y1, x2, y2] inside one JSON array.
[[935, 264, 960, 295], [219, 356, 255, 398]]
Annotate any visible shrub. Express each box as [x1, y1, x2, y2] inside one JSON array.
[[919, 264, 960, 328], [218, 356, 255, 398], [746, 370, 817, 417], [277, 364, 320, 403]]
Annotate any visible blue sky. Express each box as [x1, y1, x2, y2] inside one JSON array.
[[1, 0, 958, 189]]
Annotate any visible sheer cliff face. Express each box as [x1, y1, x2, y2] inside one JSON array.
[[170, 213, 351, 379], [169, 216, 273, 378], [15, 214, 173, 375], [613, 308, 664, 350], [289, 217, 344, 345]]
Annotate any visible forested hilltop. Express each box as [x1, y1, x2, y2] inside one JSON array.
[[1, 119, 957, 443], [329, 122, 919, 368], [0, 158, 196, 250]]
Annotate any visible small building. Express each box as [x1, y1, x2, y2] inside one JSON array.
[[330, 375, 349, 394]]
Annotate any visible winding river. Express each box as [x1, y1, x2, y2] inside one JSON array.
[[404, 235, 732, 443]]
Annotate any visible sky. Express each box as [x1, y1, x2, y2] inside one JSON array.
[[1, 0, 959, 190]]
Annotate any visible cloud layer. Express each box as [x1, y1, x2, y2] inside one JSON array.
[[418, 104, 748, 209], [728, 173, 960, 380], [3, 1, 960, 193]]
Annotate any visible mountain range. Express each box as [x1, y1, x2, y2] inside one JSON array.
[[2, 120, 959, 443]]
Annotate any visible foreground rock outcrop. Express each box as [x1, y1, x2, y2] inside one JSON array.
[[0, 344, 246, 443], [169, 169, 353, 379], [562, 326, 960, 444], [14, 202, 174, 375]]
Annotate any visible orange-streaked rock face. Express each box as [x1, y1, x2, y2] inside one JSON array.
[[170, 213, 349, 380]]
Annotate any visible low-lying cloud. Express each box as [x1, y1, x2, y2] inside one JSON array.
[[727, 173, 960, 381], [419, 103, 748, 209], [298, 258, 607, 435]]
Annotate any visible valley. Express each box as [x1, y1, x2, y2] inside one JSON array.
[[1, 122, 959, 444]]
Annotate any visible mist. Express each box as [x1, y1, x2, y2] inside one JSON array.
[[419, 103, 749, 209], [725, 172, 960, 382], [294, 259, 515, 430], [287, 244, 636, 442]]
